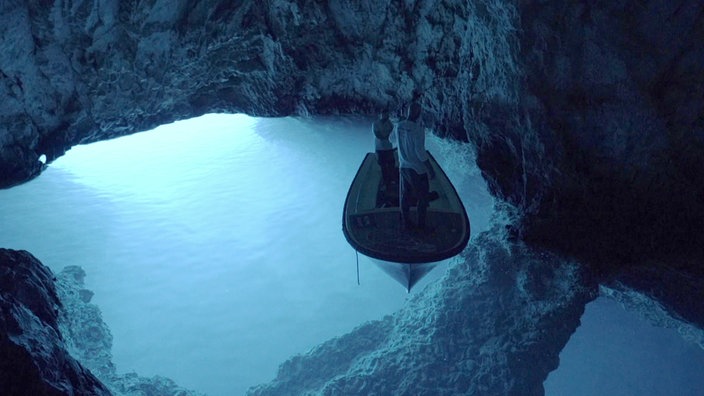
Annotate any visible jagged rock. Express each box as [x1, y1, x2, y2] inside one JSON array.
[[601, 266, 704, 340], [0, 0, 516, 186], [1, 0, 703, 393], [1, 0, 701, 262], [0, 250, 203, 395], [0, 249, 110, 395], [248, 227, 597, 395], [509, 0, 704, 270], [56, 265, 206, 396]]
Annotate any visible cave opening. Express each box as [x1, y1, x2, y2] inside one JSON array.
[[2, 113, 702, 395], [0, 113, 493, 395]]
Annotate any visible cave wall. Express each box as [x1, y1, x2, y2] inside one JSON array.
[[0, 250, 205, 395], [1, 0, 703, 394], [0, 249, 110, 395], [0, 0, 521, 186], [512, 1, 704, 266], [511, 0, 704, 329], [2, 0, 702, 266], [249, 227, 597, 395]]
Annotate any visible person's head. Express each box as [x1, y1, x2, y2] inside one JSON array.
[[407, 101, 421, 122], [379, 107, 389, 120]]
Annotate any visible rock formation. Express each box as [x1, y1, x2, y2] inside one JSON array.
[[56, 265, 205, 396], [1, 0, 703, 394], [0, 249, 110, 395], [0, 249, 203, 396], [249, 226, 597, 395]]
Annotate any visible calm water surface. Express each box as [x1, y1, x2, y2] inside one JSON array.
[[1, 114, 701, 395], [546, 297, 704, 396], [0, 114, 491, 395]]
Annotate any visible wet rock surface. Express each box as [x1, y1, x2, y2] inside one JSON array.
[[512, 0, 704, 269], [0, 249, 203, 395], [249, 228, 597, 395], [1, 0, 700, 265], [1, 0, 703, 394], [0, 249, 110, 395], [56, 265, 205, 396]]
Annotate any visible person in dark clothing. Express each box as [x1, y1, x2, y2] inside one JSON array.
[[373, 108, 397, 191]]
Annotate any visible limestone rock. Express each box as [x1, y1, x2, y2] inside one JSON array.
[[1, 0, 701, 263], [0, 249, 203, 395], [248, 228, 597, 395], [509, 0, 704, 269], [56, 265, 206, 396], [0, 249, 110, 395], [0, 0, 520, 187], [1, 1, 703, 393]]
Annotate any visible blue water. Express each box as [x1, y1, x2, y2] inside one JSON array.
[[1, 114, 701, 395], [0, 114, 492, 395], [546, 297, 704, 396]]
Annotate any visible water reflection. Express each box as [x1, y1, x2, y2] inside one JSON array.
[[0, 114, 492, 395]]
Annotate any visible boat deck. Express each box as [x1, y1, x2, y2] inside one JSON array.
[[347, 209, 467, 263], [343, 152, 470, 264]]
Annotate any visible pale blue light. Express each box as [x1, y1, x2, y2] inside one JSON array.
[[2, 114, 493, 395]]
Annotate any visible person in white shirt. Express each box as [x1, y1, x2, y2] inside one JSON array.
[[396, 101, 435, 230], [373, 108, 396, 191]]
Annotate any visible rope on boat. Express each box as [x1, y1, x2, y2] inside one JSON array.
[[356, 250, 360, 285]]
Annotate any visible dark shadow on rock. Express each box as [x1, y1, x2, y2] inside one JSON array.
[[0, 249, 111, 395], [248, 227, 598, 396]]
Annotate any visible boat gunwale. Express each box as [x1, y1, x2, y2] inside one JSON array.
[[342, 151, 470, 264]]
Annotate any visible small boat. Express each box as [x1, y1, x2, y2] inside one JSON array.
[[342, 150, 470, 291]]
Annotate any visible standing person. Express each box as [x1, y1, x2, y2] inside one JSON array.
[[373, 108, 396, 190], [396, 101, 435, 230]]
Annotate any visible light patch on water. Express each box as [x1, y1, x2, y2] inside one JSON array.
[[0, 114, 494, 396], [53, 114, 259, 205], [2, 114, 701, 395]]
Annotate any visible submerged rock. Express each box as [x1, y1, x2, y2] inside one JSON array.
[[249, 227, 597, 395]]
